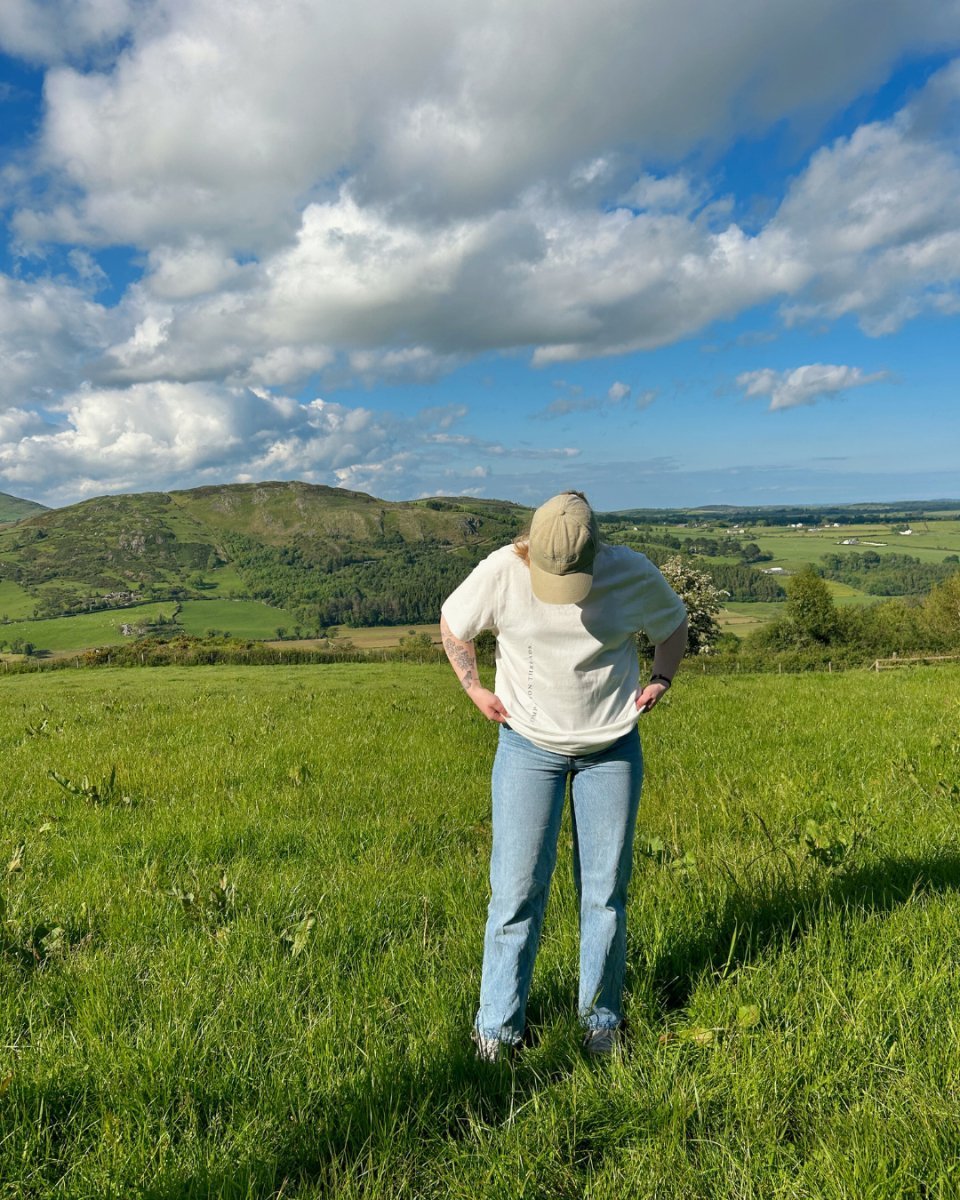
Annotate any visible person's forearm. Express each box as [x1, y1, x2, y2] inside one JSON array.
[[652, 617, 688, 682], [440, 616, 510, 723], [440, 614, 480, 693]]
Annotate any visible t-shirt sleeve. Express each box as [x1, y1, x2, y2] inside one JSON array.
[[440, 554, 501, 641], [635, 559, 687, 644]]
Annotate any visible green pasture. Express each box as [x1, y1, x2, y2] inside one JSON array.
[[718, 601, 784, 637], [0, 579, 37, 620], [2, 662, 960, 1197], [744, 521, 960, 569], [0, 599, 298, 654], [177, 598, 298, 639], [676, 518, 960, 571], [0, 603, 177, 653], [718, 593, 868, 639], [824, 579, 869, 600], [197, 563, 248, 596]]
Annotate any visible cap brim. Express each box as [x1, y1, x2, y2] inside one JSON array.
[[529, 561, 593, 604]]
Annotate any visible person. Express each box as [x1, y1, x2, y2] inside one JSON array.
[[440, 490, 687, 1060]]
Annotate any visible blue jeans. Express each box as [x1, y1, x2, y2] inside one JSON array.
[[475, 724, 643, 1044]]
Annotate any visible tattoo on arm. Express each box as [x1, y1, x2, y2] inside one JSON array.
[[442, 633, 479, 691], [443, 636, 474, 672]]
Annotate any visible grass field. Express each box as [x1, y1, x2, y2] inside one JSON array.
[[0, 579, 39, 620], [717, 602, 784, 637], [0, 603, 178, 653], [324, 623, 441, 649], [3, 662, 960, 1197], [177, 599, 298, 639], [0, 599, 299, 654], [730, 520, 960, 570]]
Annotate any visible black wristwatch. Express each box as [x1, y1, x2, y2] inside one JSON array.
[[650, 674, 672, 689]]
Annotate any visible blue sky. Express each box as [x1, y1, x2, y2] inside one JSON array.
[[1, 2, 959, 511]]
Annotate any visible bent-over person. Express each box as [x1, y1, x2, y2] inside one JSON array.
[[440, 491, 687, 1059]]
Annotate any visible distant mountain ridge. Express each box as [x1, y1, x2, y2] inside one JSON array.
[[0, 492, 47, 524], [0, 480, 529, 628]]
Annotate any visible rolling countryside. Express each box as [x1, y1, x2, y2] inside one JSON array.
[[2, 484, 960, 659]]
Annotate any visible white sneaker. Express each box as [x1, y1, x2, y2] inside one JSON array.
[[472, 1030, 516, 1062], [582, 1026, 622, 1057]]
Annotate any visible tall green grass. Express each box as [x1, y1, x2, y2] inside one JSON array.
[[1, 663, 959, 1198]]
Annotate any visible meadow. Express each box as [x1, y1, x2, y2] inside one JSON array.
[[0, 599, 300, 656], [744, 520, 960, 569], [2, 661, 960, 1198]]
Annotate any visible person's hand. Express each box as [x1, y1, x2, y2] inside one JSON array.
[[468, 686, 510, 723], [635, 682, 668, 714]]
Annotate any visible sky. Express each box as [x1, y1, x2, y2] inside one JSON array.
[[1, 1, 959, 512]]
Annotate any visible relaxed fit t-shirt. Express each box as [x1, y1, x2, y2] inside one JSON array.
[[441, 543, 686, 754]]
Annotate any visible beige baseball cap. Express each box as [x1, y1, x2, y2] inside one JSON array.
[[528, 492, 600, 604]]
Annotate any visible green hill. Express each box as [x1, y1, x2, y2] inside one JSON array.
[[0, 491, 47, 524], [0, 481, 528, 631]]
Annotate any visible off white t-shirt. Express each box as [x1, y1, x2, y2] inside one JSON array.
[[441, 543, 686, 754]]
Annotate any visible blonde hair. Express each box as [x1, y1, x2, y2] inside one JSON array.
[[513, 490, 591, 566]]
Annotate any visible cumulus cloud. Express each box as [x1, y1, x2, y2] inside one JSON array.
[[14, 0, 960, 245], [0, 383, 404, 502], [3, 18, 960, 397], [737, 364, 889, 410], [0, 381, 582, 504], [2, 3, 960, 501], [772, 62, 960, 334], [0, 274, 117, 407], [0, 0, 144, 65]]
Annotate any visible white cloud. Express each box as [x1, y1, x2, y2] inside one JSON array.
[[4, 58, 960, 410], [0, 383, 400, 502], [13, 0, 960, 248], [0, 380, 584, 504], [0, 274, 116, 407], [0, 407, 50, 440], [737, 364, 889, 410], [0, 0, 144, 65], [771, 89, 960, 334], [1, 3, 960, 505], [144, 240, 248, 301]]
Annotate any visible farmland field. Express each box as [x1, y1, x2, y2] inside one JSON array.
[[3, 662, 960, 1197], [0, 603, 179, 653], [177, 598, 299, 639], [0, 599, 300, 655], [717, 519, 960, 570], [0, 580, 38, 620]]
